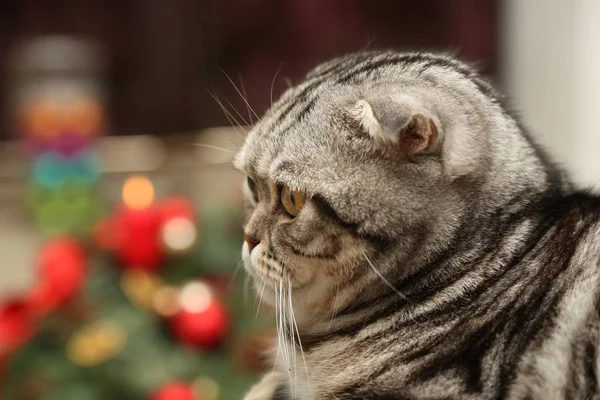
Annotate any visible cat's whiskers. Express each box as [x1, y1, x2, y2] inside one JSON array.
[[277, 279, 294, 388], [270, 63, 283, 109], [228, 259, 244, 292], [254, 278, 268, 317], [206, 88, 242, 127], [287, 279, 298, 399], [220, 69, 259, 123], [237, 73, 254, 127], [243, 269, 251, 307], [191, 143, 237, 154], [273, 287, 281, 370], [222, 93, 251, 128], [205, 88, 247, 139], [289, 279, 311, 394], [198, 160, 238, 168], [361, 250, 410, 301]]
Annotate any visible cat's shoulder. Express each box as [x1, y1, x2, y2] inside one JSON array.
[[560, 191, 600, 219], [536, 191, 600, 255], [556, 191, 600, 259]]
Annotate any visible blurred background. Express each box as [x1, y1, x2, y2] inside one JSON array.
[[0, 1, 598, 399]]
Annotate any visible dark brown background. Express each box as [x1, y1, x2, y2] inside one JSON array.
[[0, 0, 499, 139]]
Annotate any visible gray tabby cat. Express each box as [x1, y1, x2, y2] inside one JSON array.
[[235, 51, 600, 400]]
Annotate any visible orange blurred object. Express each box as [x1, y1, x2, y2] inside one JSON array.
[[122, 175, 155, 210], [24, 100, 61, 139], [67, 97, 103, 136]]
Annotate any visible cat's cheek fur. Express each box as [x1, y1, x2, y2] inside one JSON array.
[[242, 242, 269, 294]]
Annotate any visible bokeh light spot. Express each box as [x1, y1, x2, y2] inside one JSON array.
[[122, 175, 154, 210]]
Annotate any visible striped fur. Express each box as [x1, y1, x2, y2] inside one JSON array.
[[235, 51, 600, 399]]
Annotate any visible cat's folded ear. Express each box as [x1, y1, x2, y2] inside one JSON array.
[[349, 97, 440, 157]]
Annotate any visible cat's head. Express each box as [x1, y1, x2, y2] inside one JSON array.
[[234, 51, 556, 325]]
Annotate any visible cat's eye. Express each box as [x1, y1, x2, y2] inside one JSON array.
[[281, 186, 305, 217], [247, 177, 259, 203]]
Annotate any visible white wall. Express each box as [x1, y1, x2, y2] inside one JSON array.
[[502, 0, 600, 189]]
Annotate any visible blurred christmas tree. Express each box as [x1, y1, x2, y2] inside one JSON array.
[[3, 36, 270, 400], [0, 179, 273, 400]]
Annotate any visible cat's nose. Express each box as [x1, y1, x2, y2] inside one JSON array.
[[243, 233, 260, 253]]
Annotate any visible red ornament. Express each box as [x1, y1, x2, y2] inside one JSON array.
[[28, 237, 86, 314], [117, 206, 163, 270], [159, 197, 196, 223], [0, 300, 34, 356], [149, 382, 197, 400], [170, 283, 229, 350]]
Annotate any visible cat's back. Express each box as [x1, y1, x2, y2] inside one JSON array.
[[438, 191, 600, 400], [318, 192, 600, 400], [503, 191, 600, 399], [547, 191, 600, 263]]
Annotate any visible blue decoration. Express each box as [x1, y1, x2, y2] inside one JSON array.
[[33, 153, 67, 189], [32, 151, 101, 189]]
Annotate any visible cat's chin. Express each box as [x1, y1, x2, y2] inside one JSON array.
[[252, 284, 318, 328], [249, 276, 311, 310], [249, 271, 340, 328]]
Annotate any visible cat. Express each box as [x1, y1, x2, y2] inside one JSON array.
[[235, 50, 600, 399]]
